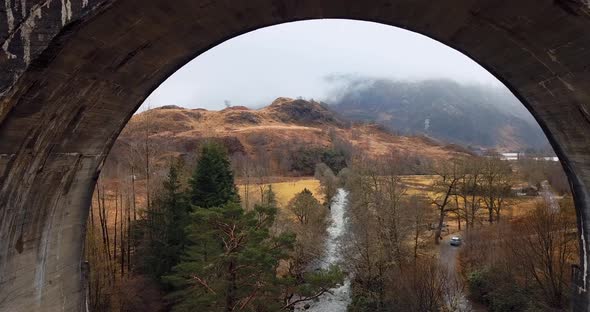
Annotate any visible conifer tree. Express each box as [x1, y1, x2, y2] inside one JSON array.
[[165, 200, 296, 311], [189, 142, 239, 208], [137, 162, 191, 281], [166, 167, 343, 311]]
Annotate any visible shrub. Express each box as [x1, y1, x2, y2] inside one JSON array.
[[467, 266, 531, 312], [467, 269, 490, 303], [289, 147, 349, 176]]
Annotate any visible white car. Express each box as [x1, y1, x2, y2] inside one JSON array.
[[450, 236, 462, 246]]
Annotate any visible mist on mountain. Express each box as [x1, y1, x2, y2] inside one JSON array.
[[325, 76, 549, 151]]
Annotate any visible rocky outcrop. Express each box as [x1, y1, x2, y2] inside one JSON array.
[[267, 98, 345, 126]]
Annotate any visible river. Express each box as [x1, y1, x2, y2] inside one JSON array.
[[540, 180, 560, 212], [295, 188, 352, 311]]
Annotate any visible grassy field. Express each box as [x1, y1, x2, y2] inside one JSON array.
[[236, 175, 540, 222], [96, 175, 541, 231], [400, 175, 438, 197], [399, 175, 542, 234], [238, 178, 323, 209]]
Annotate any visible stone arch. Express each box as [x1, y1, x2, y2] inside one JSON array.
[[1, 1, 590, 311]]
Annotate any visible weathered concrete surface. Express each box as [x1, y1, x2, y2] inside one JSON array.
[[1, 0, 590, 311]]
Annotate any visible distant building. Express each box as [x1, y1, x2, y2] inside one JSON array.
[[498, 152, 559, 162], [533, 156, 559, 162], [500, 152, 522, 161]]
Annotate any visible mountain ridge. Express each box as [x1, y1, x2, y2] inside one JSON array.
[[103, 98, 471, 177], [327, 78, 549, 151]]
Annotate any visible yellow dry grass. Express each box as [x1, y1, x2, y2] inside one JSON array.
[[400, 175, 438, 197], [398, 175, 542, 224], [506, 197, 539, 218], [123, 104, 468, 164], [238, 178, 323, 209]]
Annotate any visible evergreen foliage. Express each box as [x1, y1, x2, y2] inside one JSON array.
[[134, 143, 343, 311], [136, 162, 191, 281], [189, 142, 239, 208], [468, 267, 531, 312], [165, 200, 296, 311], [289, 147, 349, 176]]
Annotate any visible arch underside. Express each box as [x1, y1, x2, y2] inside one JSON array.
[[1, 0, 590, 311]]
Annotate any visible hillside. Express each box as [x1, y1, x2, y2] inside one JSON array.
[[104, 98, 469, 176], [328, 78, 549, 151]]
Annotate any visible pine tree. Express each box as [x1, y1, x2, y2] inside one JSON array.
[[165, 153, 342, 311], [189, 142, 239, 208], [136, 162, 191, 281], [165, 200, 296, 311]]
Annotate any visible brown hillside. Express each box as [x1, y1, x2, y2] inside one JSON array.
[[106, 98, 469, 174]]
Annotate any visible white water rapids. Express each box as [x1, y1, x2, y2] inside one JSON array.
[[295, 188, 351, 311]]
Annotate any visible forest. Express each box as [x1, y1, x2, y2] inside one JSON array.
[[85, 103, 577, 312], [87, 141, 346, 311]]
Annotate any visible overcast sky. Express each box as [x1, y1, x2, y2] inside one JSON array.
[[140, 19, 504, 111]]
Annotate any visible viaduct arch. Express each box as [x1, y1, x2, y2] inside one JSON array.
[[1, 1, 590, 311]]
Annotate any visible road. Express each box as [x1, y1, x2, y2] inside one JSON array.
[[434, 182, 560, 312], [439, 236, 487, 312], [439, 236, 460, 274]]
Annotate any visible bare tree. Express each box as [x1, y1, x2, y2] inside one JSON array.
[[113, 187, 118, 282], [481, 157, 513, 223], [96, 183, 112, 280], [143, 111, 153, 212], [431, 159, 463, 245], [131, 165, 137, 221], [392, 258, 470, 312], [314, 162, 338, 205], [253, 145, 271, 203], [287, 188, 323, 226], [407, 195, 430, 260], [374, 160, 410, 266], [126, 192, 131, 273], [232, 153, 254, 209], [508, 198, 577, 309], [455, 158, 483, 230]]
